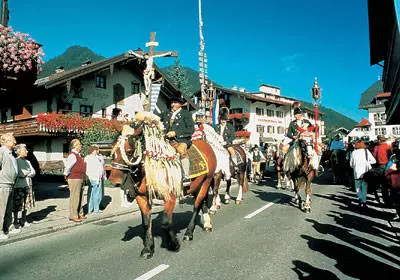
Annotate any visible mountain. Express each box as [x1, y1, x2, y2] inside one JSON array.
[[38, 46, 106, 78]]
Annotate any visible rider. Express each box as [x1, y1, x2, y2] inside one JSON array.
[[330, 134, 345, 151], [160, 95, 195, 183], [215, 111, 239, 168], [282, 106, 315, 154]]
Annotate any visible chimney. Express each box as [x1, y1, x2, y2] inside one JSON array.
[[232, 85, 238, 90], [239, 87, 246, 92], [55, 66, 65, 74]]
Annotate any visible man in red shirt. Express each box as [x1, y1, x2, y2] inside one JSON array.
[[373, 135, 393, 168]]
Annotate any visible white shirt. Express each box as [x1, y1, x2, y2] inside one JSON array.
[[85, 154, 104, 183], [350, 149, 376, 179], [64, 149, 80, 176]]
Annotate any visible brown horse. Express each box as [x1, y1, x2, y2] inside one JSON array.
[[108, 117, 216, 259], [210, 145, 248, 214]]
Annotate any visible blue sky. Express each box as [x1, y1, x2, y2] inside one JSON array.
[[8, 0, 381, 122]]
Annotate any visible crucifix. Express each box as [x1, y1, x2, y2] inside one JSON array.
[[129, 32, 178, 111]]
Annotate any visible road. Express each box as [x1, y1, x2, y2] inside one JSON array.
[[0, 174, 399, 280]]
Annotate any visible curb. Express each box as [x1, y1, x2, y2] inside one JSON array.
[[0, 208, 139, 246]]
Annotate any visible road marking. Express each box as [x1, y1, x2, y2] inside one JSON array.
[[134, 264, 169, 280], [244, 198, 281, 219]]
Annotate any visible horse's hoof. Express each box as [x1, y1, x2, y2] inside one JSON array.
[[209, 209, 216, 215], [183, 235, 193, 241], [217, 205, 221, 209], [204, 227, 213, 232], [224, 199, 230, 204], [169, 241, 180, 252], [140, 249, 154, 259], [235, 200, 242, 205]]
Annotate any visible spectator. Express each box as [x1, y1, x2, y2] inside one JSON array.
[[85, 145, 104, 214], [330, 135, 345, 151], [373, 135, 393, 169], [64, 139, 87, 222], [97, 148, 107, 210], [13, 144, 35, 229], [251, 145, 266, 181], [0, 133, 18, 240], [350, 140, 376, 209]]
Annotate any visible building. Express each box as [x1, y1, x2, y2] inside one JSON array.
[[0, 51, 188, 171], [347, 118, 371, 141], [196, 84, 325, 146], [368, 0, 400, 124], [358, 80, 400, 140]]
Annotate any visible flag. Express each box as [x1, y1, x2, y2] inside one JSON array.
[[212, 96, 219, 126]]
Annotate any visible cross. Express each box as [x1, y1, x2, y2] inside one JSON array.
[[129, 32, 178, 111]]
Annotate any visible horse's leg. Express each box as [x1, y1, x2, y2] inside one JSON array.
[[304, 180, 312, 213], [276, 167, 282, 189], [210, 173, 222, 214], [184, 176, 213, 240], [136, 193, 154, 259], [225, 178, 231, 204], [161, 193, 180, 251], [235, 170, 244, 204], [201, 195, 213, 232]]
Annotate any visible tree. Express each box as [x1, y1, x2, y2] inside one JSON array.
[[168, 59, 192, 98]]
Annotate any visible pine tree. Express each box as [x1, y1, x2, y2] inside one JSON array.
[[168, 59, 192, 98]]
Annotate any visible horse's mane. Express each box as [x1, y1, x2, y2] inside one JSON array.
[[131, 111, 183, 200], [202, 124, 226, 153], [283, 142, 302, 173]]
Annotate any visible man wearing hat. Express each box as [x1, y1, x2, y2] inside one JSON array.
[[215, 111, 238, 167], [160, 95, 195, 182], [373, 135, 393, 169], [282, 106, 315, 153]]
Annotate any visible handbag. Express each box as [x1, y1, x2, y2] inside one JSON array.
[[362, 149, 382, 183]]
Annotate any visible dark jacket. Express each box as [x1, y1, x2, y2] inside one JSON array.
[[287, 118, 314, 139], [215, 123, 235, 145], [160, 108, 195, 146]]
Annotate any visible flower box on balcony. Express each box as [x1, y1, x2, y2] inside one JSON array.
[[235, 130, 251, 138]]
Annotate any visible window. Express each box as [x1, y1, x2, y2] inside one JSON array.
[[382, 128, 387, 135], [58, 102, 72, 114], [276, 111, 284, 118], [102, 108, 107, 118], [256, 108, 264, 116], [381, 113, 386, 120], [267, 126, 275, 133], [96, 75, 106, 89], [113, 84, 125, 105], [266, 109, 274, 117], [231, 108, 243, 114], [393, 127, 400, 135], [374, 113, 379, 121], [277, 126, 285, 134], [131, 82, 140, 94], [80, 105, 93, 117], [256, 125, 264, 134]]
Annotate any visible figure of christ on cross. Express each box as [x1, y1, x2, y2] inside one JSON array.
[[128, 32, 178, 111]]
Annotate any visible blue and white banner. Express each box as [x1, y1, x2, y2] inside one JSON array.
[[212, 96, 219, 126], [150, 83, 162, 113]]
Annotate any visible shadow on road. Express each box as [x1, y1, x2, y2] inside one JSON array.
[[292, 260, 340, 280]]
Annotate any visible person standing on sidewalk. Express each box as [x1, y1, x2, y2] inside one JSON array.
[[350, 140, 376, 209], [64, 139, 87, 222], [0, 133, 18, 240], [85, 145, 103, 214], [13, 144, 36, 230]]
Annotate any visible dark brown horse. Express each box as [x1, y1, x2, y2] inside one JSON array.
[[210, 145, 248, 214], [108, 116, 216, 259]]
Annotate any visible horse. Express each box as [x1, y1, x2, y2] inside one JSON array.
[[282, 133, 319, 212], [108, 112, 216, 259], [330, 149, 347, 184], [195, 124, 248, 214]]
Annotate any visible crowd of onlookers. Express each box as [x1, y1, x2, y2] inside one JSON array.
[[335, 135, 400, 216], [0, 133, 134, 240]]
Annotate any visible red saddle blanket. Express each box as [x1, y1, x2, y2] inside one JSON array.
[[188, 144, 209, 179]]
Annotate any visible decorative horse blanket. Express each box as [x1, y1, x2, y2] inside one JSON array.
[[188, 144, 209, 179]]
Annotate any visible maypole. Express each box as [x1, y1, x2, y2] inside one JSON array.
[[197, 0, 215, 123], [311, 78, 321, 154]]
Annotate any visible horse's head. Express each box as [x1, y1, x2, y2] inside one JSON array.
[[108, 124, 143, 186], [298, 133, 315, 158]]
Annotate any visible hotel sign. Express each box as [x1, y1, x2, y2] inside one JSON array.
[[256, 116, 283, 124]]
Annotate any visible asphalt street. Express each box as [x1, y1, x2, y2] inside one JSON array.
[[0, 175, 399, 280]]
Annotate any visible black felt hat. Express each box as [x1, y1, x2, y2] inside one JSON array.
[[170, 95, 185, 104], [294, 107, 303, 115]]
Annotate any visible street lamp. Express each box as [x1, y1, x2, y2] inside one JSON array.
[[311, 78, 321, 153]]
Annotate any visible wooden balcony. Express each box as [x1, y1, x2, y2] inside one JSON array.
[[0, 118, 46, 137]]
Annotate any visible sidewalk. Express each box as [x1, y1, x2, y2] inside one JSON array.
[[0, 181, 140, 246]]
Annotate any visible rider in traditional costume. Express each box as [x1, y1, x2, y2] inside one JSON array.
[[160, 95, 195, 183], [282, 106, 315, 154], [215, 111, 239, 168]]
